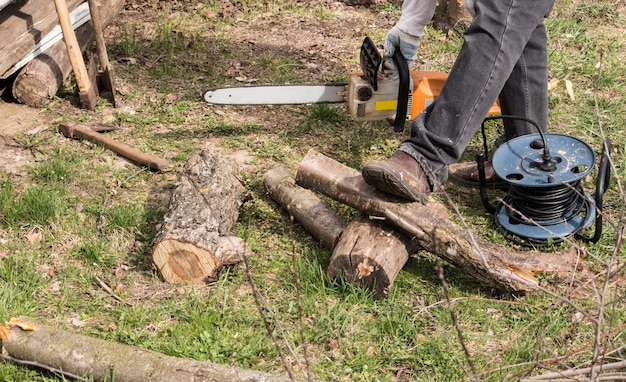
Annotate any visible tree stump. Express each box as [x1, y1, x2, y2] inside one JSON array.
[[152, 149, 251, 284]]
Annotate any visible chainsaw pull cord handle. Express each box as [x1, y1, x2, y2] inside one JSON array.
[[392, 49, 410, 132]]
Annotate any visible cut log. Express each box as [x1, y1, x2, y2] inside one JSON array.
[[152, 149, 251, 284], [0, 0, 84, 77], [329, 212, 419, 299], [263, 166, 419, 299], [12, 0, 124, 107], [263, 166, 346, 250], [295, 150, 590, 293], [1, 317, 298, 382]]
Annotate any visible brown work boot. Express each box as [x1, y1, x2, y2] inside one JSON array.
[[362, 151, 431, 204], [448, 160, 508, 189]]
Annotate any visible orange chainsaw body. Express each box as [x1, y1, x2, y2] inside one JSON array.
[[345, 70, 501, 123]]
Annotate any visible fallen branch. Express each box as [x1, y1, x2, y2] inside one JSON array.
[[263, 166, 418, 299], [295, 149, 591, 293], [1, 317, 296, 382], [263, 166, 345, 250]]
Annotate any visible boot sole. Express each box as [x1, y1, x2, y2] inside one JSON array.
[[362, 162, 429, 204]]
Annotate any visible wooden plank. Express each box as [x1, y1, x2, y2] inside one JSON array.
[[2, 2, 91, 79], [0, 0, 83, 77]]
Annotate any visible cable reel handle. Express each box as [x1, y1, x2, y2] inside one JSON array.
[[477, 150, 496, 213], [577, 139, 612, 243]]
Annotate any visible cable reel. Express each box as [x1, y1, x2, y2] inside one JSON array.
[[476, 116, 612, 247]]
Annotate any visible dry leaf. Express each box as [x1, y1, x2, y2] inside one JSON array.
[[328, 339, 340, 350], [565, 79, 575, 100], [548, 79, 560, 91]]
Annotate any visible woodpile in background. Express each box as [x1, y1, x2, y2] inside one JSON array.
[[0, 0, 123, 107]]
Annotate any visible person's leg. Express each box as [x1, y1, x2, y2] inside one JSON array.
[[499, 22, 549, 139], [446, 21, 550, 188], [395, 0, 556, 190]]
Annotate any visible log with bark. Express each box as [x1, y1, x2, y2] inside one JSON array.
[[295, 149, 590, 293], [329, 212, 419, 299], [263, 166, 346, 250], [152, 149, 251, 284], [11, 0, 124, 107], [263, 166, 420, 299], [1, 317, 298, 382]]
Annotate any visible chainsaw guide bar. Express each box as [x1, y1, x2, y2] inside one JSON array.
[[204, 83, 347, 105]]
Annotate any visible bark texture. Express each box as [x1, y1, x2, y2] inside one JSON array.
[[152, 149, 251, 284], [1, 317, 296, 382], [433, 0, 471, 34], [263, 166, 346, 250], [329, 212, 419, 299], [295, 149, 588, 293], [263, 166, 426, 299]]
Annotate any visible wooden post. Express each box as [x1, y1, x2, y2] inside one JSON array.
[[53, 0, 97, 109]]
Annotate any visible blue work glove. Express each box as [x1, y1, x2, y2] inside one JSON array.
[[383, 25, 421, 77]]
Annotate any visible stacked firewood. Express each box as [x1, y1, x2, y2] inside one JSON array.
[[0, 0, 123, 106]]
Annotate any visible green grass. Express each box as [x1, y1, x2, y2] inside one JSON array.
[[1, 0, 625, 381]]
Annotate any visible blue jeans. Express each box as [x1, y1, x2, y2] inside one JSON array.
[[398, 0, 556, 190]]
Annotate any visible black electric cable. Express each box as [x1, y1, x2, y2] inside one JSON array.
[[479, 115, 599, 246]]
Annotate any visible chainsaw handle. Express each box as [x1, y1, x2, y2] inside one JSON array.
[[392, 49, 410, 132]]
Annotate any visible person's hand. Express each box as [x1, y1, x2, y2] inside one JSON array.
[[383, 25, 421, 77], [463, 0, 476, 17]]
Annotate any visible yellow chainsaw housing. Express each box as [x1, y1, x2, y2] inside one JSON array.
[[345, 70, 500, 123]]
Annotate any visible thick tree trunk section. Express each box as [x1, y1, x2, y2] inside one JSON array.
[[433, 0, 471, 34], [263, 166, 346, 250], [295, 150, 589, 293], [0, 0, 84, 76], [11, 0, 124, 107], [152, 150, 251, 284], [329, 212, 419, 299], [263, 166, 419, 299], [1, 317, 297, 382]]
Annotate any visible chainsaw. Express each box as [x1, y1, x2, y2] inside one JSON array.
[[204, 37, 500, 132]]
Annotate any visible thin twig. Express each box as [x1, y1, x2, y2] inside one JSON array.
[[240, 253, 296, 381], [436, 262, 480, 382], [289, 216, 314, 382], [94, 275, 133, 306]]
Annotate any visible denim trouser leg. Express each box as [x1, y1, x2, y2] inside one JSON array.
[[499, 22, 549, 140], [398, 0, 556, 190]]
